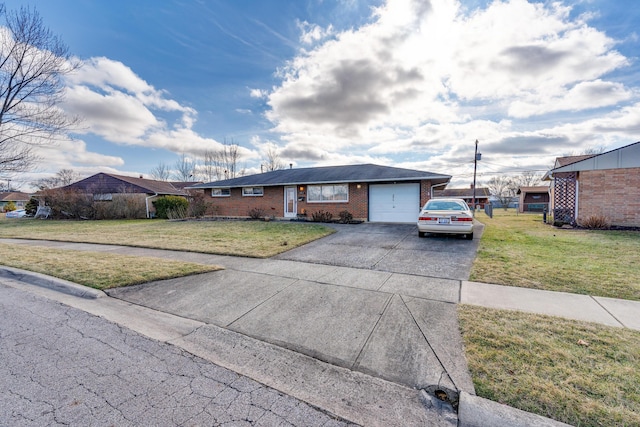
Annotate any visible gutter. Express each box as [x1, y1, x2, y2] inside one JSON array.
[[430, 182, 449, 198], [145, 193, 158, 219]]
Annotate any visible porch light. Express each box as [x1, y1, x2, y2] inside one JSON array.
[[299, 186, 305, 191], [356, 184, 362, 189]]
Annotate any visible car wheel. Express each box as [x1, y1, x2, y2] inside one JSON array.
[[465, 232, 474, 240]]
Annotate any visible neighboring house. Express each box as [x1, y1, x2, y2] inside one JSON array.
[[517, 186, 550, 213], [0, 191, 31, 211], [189, 164, 451, 223], [544, 142, 640, 227], [58, 173, 199, 218], [433, 185, 491, 209]]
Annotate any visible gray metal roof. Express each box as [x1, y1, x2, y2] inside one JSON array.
[[189, 164, 451, 189], [551, 141, 640, 173]]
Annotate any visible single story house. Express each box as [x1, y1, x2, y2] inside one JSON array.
[[543, 141, 640, 227], [58, 173, 199, 218], [516, 186, 549, 213], [1, 191, 31, 210], [0, 191, 31, 211], [189, 164, 451, 223], [433, 185, 491, 209]]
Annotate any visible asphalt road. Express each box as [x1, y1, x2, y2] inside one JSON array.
[[0, 280, 354, 427]]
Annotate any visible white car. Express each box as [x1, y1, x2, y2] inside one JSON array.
[[417, 198, 474, 240], [5, 209, 27, 218]]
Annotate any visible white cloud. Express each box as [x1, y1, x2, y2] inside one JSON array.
[[263, 0, 636, 179], [297, 20, 334, 44]]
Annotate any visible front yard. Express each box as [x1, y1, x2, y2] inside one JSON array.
[[470, 209, 640, 300], [0, 218, 334, 258]]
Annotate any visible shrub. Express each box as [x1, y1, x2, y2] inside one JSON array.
[[248, 208, 265, 220], [153, 196, 189, 219], [25, 198, 39, 216], [94, 195, 146, 219], [311, 210, 333, 222], [578, 215, 610, 230], [187, 191, 208, 218], [41, 188, 95, 219], [338, 210, 353, 224], [3, 201, 16, 212]]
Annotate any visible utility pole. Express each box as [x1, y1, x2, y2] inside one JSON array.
[[472, 139, 480, 217]]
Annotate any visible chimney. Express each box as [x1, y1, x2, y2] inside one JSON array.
[[470, 183, 474, 189], [289, 163, 293, 169], [140, 175, 143, 179]]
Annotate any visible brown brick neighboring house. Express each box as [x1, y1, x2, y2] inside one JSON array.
[[516, 186, 549, 213], [58, 173, 200, 218], [0, 191, 31, 211], [433, 185, 491, 209], [544, 141, 640, 227], [188, 164, 451, 223]]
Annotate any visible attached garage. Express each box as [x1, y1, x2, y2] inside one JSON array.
[[369, 183, 421, 223]]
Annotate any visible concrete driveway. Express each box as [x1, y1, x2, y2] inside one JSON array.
[[276, 222, 483, 280]]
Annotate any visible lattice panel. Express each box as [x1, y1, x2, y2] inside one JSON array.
[[553, 172, 577, 224]]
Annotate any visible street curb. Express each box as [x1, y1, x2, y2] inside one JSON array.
[[0, 266, 105, 299], [1, 265, 576, 426], [458, 392, 573, 427]]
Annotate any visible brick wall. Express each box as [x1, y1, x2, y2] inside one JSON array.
[[578, 168, 640, 227], [204, 186, 284, 218], [297, 183, 368, 220], [202, 180, 434, 221]]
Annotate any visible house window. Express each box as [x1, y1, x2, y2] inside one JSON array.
[[307, 184, 348, 202], [93, 193, 113, 201], [211, 188, 230, 197], [242, 187, 264, 196]]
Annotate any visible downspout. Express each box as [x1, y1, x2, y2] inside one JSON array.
[[145, 193, 158, 219]]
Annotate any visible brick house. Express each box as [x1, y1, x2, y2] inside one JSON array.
[[189, 164, 451, 223], [433, 185, 491, 209], [60, 173, 199, 218], [544, 141, 640, 227]]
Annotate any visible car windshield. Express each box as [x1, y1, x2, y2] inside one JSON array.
[[424, 200, 466, 211]]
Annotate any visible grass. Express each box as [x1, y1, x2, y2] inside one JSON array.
[[0, 243, 221, 289], [459, 305, 640, 427], [470, 209, 640, 300], [0, 218, 334, 258]]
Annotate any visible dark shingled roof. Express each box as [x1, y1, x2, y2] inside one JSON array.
[[62, 173, 188, 195], [434, 187, 491, 198], [190, 164, 451, 188]]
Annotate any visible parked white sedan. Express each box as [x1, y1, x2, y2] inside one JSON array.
[[417, 198, 474, 240]]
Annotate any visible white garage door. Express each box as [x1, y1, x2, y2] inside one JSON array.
[[369, 183, 420, 223]]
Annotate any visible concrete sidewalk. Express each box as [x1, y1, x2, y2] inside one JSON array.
[[3, 237, 637, 426]]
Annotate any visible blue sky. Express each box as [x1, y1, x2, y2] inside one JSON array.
[[3, 0, 640, 189]]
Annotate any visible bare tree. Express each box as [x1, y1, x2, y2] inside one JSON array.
[[261, 144, 285, 172], [149, 162, 171, 181], [31, 168, 81, 190], [487, 176, 517, 209], [173, 153, 196, 181], [0, 4, 80, 174], [202, 139, 243, 181], [514, 171, 543, 188]]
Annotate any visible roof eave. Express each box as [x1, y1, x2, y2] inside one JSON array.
[[189, 174, 451, 189]]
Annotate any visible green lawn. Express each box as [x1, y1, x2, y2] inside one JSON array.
[[0, 218, 334, 258], [470, 210, 640, 300], [459, 305, 640, 427], [0, 243, 220, 289]]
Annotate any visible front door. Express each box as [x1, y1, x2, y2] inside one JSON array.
[[284, 186, 297, 218]]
